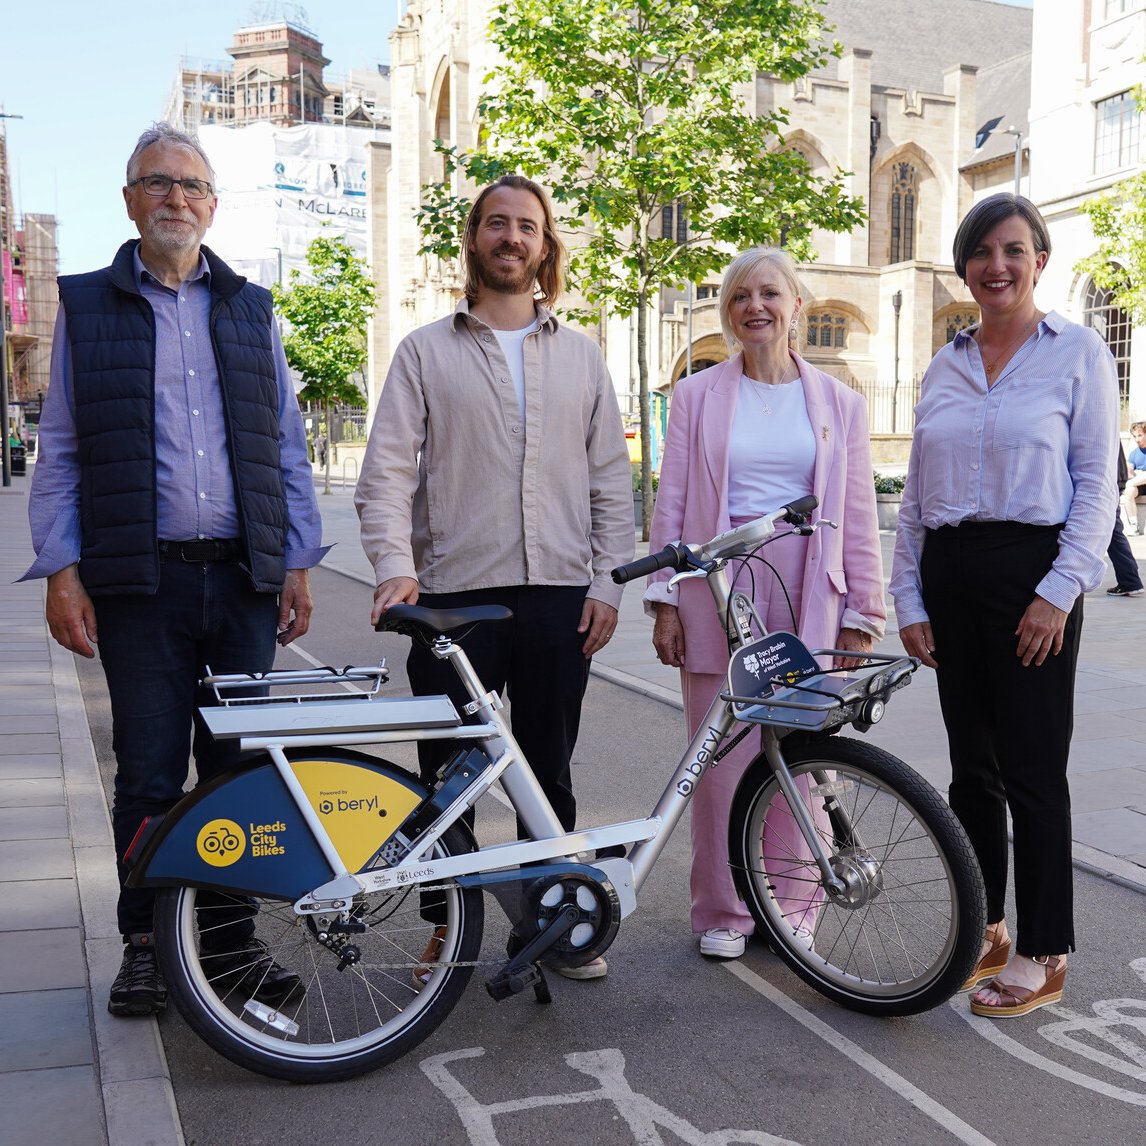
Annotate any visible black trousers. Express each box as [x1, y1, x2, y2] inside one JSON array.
[[921, 522, 1080, 956], [406, 584, 592, 836]]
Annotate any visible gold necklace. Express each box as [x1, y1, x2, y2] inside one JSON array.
[[979, 318, 1038, 380]]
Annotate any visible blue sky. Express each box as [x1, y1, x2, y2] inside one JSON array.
[[1, 2, 399, 273], [2, 0, 1031, 276]]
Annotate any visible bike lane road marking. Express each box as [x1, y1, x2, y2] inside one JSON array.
[[725, 963, 997, 1146]]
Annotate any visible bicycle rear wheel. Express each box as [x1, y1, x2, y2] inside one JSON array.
[[729, 735, 984, 1016], [154, 823, 484, 1082]]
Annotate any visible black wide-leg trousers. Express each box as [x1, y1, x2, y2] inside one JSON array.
[[921, 522, 1080, 956]]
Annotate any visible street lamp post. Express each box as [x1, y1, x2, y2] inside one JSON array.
[[891, 290, 903, 434], [974, 116, 1024, 195], [0, 111, 25, 488]]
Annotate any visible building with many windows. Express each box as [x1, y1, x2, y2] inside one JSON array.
[[367, 0, 1035, 452], [165, 18, 390, 133], [1029, 0, 1144, 424]]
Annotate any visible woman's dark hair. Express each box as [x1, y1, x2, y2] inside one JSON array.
[[952, 193, 1051, 281]]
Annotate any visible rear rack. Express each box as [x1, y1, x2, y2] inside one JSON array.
[[202, 664, 390, 707], [199, 662, 465, 743]]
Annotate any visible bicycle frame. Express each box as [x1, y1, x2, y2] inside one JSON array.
[[132, 498, 916, 936]]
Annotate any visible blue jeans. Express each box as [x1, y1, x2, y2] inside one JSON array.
[[1107, 510, 1143, 591], [93, 557, 279, 939]]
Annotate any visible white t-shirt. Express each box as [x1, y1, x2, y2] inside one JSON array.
[[727, 374, 816, 518], [491, 323, 537, 419]]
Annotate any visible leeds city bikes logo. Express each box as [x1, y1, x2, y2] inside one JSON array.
[[196, 819, 247, 867]]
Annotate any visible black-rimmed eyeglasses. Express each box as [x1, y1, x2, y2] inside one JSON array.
[[127, 174, 214, 200]]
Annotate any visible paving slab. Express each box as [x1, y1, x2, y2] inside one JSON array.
[[0, 927, 86, 991], [0, 804, 68, 840], [0, 877, 79, 930], [0, 776, 64, 806], [0, 988, 95, 1071], [0, 837, 75, 881], [0, 1066, 106, 1146]]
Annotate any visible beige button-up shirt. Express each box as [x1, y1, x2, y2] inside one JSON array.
[[356, 301, 634, 608]]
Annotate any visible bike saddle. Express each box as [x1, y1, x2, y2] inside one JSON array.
[[376, 602, 514, 640]]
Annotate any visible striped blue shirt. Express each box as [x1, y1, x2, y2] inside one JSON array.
[[889, 311, 1119, 628]]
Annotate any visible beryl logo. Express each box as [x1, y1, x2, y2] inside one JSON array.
[[319, 795, 380, 815], [196, 819, 247, 867]]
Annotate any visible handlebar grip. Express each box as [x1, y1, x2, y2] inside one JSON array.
[[611, 544, 685, 584], [782, 494, 819, 520]]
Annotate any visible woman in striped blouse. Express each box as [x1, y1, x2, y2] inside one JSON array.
[[889, 194, 1119, 1018]]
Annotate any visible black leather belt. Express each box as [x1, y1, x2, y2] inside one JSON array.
[[158, 538, 242, 563]]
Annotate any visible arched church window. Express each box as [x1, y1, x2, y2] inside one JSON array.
[[890, 162, 917, 263], [806, 311, 848, 349], [946, 311, 978, 343], [1084, 276, 1131, 409]]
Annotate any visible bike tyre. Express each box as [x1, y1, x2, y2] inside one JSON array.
[[729, 735, 985, 1016], [155, 821, 484, 1082]]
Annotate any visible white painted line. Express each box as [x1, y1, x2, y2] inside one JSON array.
[[947, 994, 1146, 1106], [726, 962, 997, 1146]]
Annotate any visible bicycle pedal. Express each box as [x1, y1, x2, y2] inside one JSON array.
[[486, 960, 548, 1002]]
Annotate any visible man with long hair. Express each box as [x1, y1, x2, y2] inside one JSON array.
[[356, 175, 632, 978]]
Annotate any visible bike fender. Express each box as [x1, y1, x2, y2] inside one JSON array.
[[128, 749, 428, 900]]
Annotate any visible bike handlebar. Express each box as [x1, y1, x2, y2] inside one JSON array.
[[611, 495, 820, 584]]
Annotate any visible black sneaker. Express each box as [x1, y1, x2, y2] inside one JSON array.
[[108, 935, 167, 1017], [1106, 585, 1144, 597], [202, 937, 304, 1005]]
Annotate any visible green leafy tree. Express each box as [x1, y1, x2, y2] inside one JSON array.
[[1077, 79, 1146, 326], [418, 0, 866, 536], [273, 233, 375, 493]]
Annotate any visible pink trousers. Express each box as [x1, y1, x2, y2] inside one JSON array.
[[682, 528, 824, 935]]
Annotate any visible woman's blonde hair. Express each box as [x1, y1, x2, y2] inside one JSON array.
[[718, 247, 805, 351]]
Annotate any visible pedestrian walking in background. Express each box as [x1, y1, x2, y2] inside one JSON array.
[[1106, 441, 1144, 597]]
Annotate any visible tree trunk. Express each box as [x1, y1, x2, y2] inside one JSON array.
[[637, 287, 652, 542], [323, 400, 332, 496]]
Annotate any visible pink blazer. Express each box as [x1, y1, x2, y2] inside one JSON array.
[[647, 352, 886, 674]]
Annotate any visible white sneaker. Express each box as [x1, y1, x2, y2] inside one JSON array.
[[548, 955, 608, 980], [700, 928, 746, 959]]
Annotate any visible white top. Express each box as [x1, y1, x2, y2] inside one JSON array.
[[491, 322, 537, 419], [726, 374, 816, 518]]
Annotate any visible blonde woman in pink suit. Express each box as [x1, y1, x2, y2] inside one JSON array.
[[645, 248, 886, 960]]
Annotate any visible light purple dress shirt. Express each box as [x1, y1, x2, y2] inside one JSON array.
[[889, 311, 1119, 628], [23, 249, 326, 581]]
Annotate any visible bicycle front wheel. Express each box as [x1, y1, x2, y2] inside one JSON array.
[[729, 736, 984, 1016], [154, 823, 484, 1082]]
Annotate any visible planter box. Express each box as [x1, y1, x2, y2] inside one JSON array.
[[876, 493, 901, 531]]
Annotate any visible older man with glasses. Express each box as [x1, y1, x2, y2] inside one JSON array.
[[23, 122, 326, 1017]]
